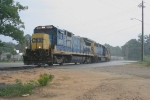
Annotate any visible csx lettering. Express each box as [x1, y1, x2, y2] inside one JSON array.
[[32, 38, 43, 43]]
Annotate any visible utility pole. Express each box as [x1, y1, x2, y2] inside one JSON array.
[[138, 0, 145, 61]]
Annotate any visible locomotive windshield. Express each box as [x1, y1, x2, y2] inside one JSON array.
[[33, 26, 58, 45], [34, 25, 57, 35], [34, 28, 56, 35]]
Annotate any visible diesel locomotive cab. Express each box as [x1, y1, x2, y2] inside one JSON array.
[[23, 25, 55, 66]]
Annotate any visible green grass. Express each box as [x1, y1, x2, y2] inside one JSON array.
[[0, 73, 54, 97], [137, 56, 150, 66], [0, 79, 37, 97]]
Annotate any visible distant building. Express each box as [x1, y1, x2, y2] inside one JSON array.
[[111, 56, 124, 60], [0, 50, 23, 61]]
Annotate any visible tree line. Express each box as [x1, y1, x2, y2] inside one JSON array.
[[105, 34, 150, 60]]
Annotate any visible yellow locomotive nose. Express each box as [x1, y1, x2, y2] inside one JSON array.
[[31, 33, 50, 50]]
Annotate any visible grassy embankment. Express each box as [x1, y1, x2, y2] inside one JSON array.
[[137, 56, 150, 66]]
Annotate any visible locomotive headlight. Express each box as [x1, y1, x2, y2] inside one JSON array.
[[25, 46, 28, 49], [39, 46, 41, 48]]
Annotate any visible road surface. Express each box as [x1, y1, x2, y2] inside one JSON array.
[[0, 60, 136, 69]]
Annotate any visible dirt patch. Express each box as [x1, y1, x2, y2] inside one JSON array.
[[0, 64, 150, 100]]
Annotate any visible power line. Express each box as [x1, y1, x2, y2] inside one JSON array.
[[144, 0, 150, 6], [56, 1, 150, 30], [133, 0, 140, 3], [76, 0, 150, 29], [145, 3, 150, 10], [95, 18, 131, 28], [66, 4, 149, 31], [93, 24, 141, 38], [98, 0, 140, 14], [97, 0, 150, 20], [68, 7, 140, 29]]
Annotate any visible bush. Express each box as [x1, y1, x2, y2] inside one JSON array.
[[2, 59, 5, 61], [38, 73, 54, 86], [138, 56, 150, 66], [143, 56, 150, 66], [0, 79, 37, 97]]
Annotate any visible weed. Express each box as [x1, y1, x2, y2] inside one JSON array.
[[140, 56, 150, 66], [0, 79, 37, 97], [38, 73, 54, 86]]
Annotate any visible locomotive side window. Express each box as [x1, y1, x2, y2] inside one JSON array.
[[85, 42, 91, 46], [67, 32, 71, 37], [58, 32, 63, 39], [95, 43, 98, 47]]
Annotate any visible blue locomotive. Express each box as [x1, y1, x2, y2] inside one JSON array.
[[23, 25, 111, 66]]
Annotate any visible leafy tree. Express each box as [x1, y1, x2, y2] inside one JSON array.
[[143, 34, 150, 56], [15, 43, 22, 52], [11, 49, 17, 60], [0, 42, 16, 52], [0, 40, 4, 47], [24, 34, 31, 40], [16, 34, 31, 53], [0, 0, 28, 44], [122, 39, 141, 60], [6, 54, 11, 60], [137, 34, 147, 43], [25, 34, 31, 47], [105, 44, 123, 56], [0, 50, 2, 61], [121, 34, 150, 60]]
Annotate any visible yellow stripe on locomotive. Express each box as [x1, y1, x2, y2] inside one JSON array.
[[91, 42, 95, 54]]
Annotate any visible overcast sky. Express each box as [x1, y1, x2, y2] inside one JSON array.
[[1, 0, 150, 47]]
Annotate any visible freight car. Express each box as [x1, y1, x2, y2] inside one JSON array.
[[23, 25, 111, 66]]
